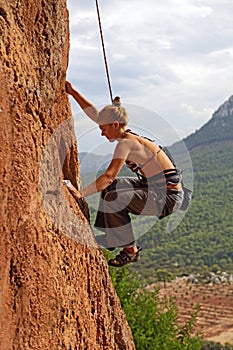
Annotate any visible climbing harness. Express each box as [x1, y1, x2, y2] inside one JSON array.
[[125, 130, 192, 212], [95, 0, 114, 103]]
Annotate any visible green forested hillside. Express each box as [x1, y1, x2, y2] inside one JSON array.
[[131, 141, 233, 282], [181, 114, 233, 150]]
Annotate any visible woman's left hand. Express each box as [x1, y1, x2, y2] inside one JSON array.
[[63, 181, 83, 199]]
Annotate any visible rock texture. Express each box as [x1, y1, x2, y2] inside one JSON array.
[[0, 1, 135, 349]]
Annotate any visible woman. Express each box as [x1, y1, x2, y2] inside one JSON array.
[[65, 81, 184, 267]]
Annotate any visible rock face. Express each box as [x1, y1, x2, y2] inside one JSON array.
[[213, 95, 233, 119], [0, 1, 135, 349]]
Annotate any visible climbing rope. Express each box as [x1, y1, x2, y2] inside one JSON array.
[[95, 0, 114, 103]]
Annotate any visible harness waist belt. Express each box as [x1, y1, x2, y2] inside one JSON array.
[[147, 169, 180, 183]]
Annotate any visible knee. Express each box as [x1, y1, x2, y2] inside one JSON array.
[[100, 179, 118, 199], [104, 191, 118, 202]]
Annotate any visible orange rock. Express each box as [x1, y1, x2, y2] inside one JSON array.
[[0, 1, 135, 349]]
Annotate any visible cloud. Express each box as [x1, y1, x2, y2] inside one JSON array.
[[66, 0, 233, 150]]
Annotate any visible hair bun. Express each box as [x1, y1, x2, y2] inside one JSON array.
[[112, 96, 121, 106]]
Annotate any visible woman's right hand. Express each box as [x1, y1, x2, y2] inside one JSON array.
[[64, 81, 99, 123], [65, 81, 74, 95]]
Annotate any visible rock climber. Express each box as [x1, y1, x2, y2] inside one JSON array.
[[64, 81, 184, 267]]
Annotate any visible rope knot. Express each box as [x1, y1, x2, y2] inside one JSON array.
[[112, 96, 121, 106]]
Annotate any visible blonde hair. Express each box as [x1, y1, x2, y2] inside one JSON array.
[[97, 97, 128, 126]]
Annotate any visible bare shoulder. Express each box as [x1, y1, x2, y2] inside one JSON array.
[[113, 139, 132, 159], [119, 137, 134, 146]]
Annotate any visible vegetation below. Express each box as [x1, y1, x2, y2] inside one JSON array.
[[201, 341, 233, 350], [105, 251, 233, 350], [105, 251, 202, 350]]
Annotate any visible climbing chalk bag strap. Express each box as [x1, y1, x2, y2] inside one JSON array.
[[180, 183, 192, 211]]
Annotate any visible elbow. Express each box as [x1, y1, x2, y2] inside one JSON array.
[[88, 107, 99, 122], [104, 173, 116, 187], [107, 175, 115, 185], [96, 173, 116, 193]]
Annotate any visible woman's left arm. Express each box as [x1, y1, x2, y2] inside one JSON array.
[[66, 142, 129, 199], [82, 157, 126, 196]]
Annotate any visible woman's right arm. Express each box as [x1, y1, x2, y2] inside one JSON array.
[[65, 81, 99, 123]]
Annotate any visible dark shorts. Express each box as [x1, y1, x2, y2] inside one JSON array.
[[94, 176, 184, 248]]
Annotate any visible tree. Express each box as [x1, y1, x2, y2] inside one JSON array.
[[105, 250, 202, 350], [211, 264, 221, 274], [156, 268, 173, 287]]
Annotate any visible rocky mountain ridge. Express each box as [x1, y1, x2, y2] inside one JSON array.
[[213, 95, 233, 119], [183, 95, 233, 151]]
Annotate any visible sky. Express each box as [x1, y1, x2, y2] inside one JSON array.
[[66, 0, 233, 154]]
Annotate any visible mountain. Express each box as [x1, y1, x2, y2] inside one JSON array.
[[183, 95, 233, 150], [79, 152, 112, 174]]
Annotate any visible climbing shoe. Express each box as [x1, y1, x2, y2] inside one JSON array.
[[108, 247, 142, 267]]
